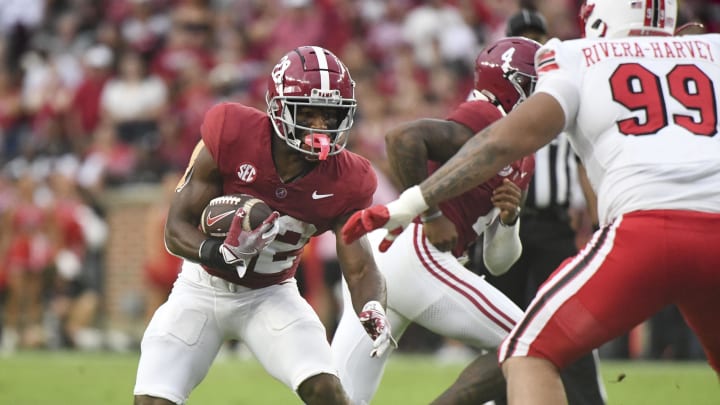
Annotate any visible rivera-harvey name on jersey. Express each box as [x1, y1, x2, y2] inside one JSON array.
[[581, 39, 715, 67]]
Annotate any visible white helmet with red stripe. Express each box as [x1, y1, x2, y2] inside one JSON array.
[[266, 46, 357, 160], [580, 0, 677, 38]]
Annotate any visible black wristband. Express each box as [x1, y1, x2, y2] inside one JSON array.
[[199, 238, 230, 269]]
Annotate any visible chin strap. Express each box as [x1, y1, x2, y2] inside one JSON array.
[[466, 90, 507, 116]]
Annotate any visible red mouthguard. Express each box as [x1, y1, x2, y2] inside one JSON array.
[[304, 133, 331, 160]]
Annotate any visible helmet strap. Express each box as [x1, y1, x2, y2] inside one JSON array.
[[479, 90, 508, 116]]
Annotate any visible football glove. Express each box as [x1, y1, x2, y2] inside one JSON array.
[[219, 210, 280, 277], [341, 186, 429, 252], [358, 301, 398, 358]]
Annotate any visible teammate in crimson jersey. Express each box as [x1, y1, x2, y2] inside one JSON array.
[[341, 1, 720, 403], [331, 37, 539, 405], [134, 46, 393, 405]]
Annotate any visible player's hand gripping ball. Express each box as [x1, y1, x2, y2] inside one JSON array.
[[200, 194, 274, 237]]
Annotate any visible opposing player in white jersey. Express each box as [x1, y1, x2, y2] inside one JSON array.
[[340, 0, 720, 404], [134, 46, 394, 405], [331, 37, 539, 405]]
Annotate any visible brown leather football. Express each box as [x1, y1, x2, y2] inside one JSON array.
[[200, 194, 273, 238]]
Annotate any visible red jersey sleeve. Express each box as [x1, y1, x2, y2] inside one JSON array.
[[446, 100, 503, 133], [200, 103, 230, 163], [328, 151, 377, 222], [341, 153, 377, 212], [514, 155, 535, 190]]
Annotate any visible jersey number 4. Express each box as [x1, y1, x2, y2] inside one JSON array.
[[610, 63, 717, 137]]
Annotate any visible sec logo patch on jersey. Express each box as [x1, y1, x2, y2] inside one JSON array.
[[236, 163, 258, 183]]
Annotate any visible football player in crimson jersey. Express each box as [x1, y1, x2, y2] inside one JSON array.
[[341, 0, 720, 404], [134, 46, 393, 405], [331, 37, 539, 405]]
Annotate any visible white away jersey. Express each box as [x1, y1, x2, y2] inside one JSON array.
[[534, 34, 720, 225]]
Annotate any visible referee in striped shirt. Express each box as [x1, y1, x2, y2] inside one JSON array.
[[476, 9, 606, 405]]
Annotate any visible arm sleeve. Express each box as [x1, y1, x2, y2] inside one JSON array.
[[482, 215, 522, 276]]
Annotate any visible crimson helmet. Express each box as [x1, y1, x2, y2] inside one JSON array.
[[266, 46, 357, 160], [580, 0, 677, 39], [473, 37, 541, 114]]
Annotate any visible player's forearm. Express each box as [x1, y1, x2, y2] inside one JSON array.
[[346, 267, 388, 314], [420, 127, 514, 207], [164, 220, 208, 261]]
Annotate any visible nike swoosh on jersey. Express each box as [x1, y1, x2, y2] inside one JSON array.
[[312, 191, 334, 199], [207, 210, 236, 226]]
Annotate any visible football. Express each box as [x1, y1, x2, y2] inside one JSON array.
[[200, 194, 274, 238]]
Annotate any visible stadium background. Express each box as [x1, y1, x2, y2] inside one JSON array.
[[0, 0, 717, 369]]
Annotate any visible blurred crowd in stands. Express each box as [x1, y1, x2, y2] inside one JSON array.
[[0, 0, 716, 358]]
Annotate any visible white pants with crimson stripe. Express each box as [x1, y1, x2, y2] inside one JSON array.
[[134, 263, 336, 404], [331, 223, 523, 404], [499, 210, 720, 373]]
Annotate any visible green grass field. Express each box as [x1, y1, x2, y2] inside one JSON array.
[[0, 351, 717, 404]]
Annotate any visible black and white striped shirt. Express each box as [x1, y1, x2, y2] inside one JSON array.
[[525, 133, 584, 213]]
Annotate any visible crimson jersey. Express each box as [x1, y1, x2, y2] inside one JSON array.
[[200, 102, 377, 288], [434, 100, 535, 256]]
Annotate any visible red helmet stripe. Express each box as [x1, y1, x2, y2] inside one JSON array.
[[311, 46, 330, 91], [645, 0, 664, 28], [644, 0, 653, 27]]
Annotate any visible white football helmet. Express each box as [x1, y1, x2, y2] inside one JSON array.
[[580, 0, 677, 38]]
